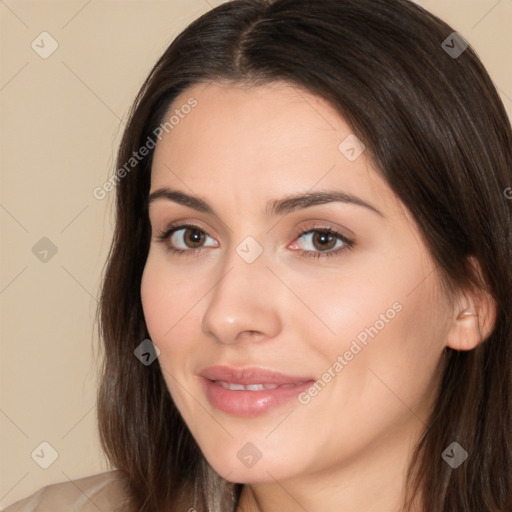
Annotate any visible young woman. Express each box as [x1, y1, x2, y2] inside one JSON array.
[[6, 0, 511, 511]]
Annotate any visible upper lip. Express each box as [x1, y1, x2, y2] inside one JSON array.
[[199, 365, 314, 385]]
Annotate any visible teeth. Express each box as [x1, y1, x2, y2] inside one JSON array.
[[226, 382, 246, 391], [214, 380, 304, 391]]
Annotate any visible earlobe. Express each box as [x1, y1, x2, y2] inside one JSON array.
[[445, 258, 498, 351]]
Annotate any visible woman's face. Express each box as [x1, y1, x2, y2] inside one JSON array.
[[141, 81, 453, 485]]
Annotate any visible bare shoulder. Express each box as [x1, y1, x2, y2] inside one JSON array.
[[2, 470, 131, 512]]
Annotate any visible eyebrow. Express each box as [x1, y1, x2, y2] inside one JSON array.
[[148, 187, 384, 218]]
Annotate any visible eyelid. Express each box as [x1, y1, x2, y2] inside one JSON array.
[[292, 221, 353, 241]]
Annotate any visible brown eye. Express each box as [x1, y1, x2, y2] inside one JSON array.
[[157, 224, 218, 254], [292, 227, 355, 259], [179, 227, 206, 248], [310, 231, 338, 251]]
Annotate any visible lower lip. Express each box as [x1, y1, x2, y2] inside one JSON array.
[[200, 377, 314, 417]]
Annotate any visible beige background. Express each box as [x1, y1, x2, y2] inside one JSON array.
[[0, 0, 511, 507]]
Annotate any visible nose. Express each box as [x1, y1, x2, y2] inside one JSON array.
[[200, 249, 281, 345]]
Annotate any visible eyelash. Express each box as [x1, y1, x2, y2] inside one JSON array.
[[155, 223, 355, 259]]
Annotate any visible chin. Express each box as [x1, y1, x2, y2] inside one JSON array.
[[202, 445, 303, 484]]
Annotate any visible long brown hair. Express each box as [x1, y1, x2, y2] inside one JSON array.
[[96, 0, 512, 510]]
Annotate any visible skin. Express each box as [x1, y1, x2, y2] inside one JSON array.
[[140, 81, 494, 512]]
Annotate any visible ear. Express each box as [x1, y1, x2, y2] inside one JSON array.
[[445, 256, 498, 351]]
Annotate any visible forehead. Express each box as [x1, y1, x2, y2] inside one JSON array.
[[150, 80, 400, 217], [156, 80, 353, 154]]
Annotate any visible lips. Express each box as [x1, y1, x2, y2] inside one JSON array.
[[199, 365, 314, 386], [198, 365, 315, 417], [214, 381, 307, 391]]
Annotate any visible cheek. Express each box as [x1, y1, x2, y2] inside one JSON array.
[[140, 258, 197, 406], [299, 249, 450, 383], [140, 260, 171, 339], [292, 275, 448, 456], [289, 267, 407, 360], [140, 254, 201, 342], [140, 255, 210, 388]]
